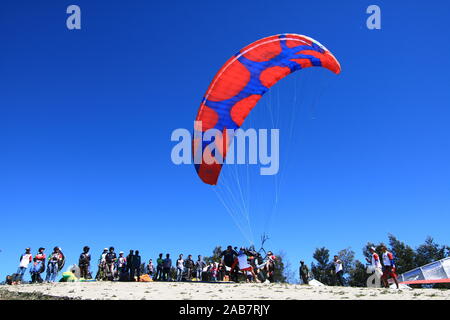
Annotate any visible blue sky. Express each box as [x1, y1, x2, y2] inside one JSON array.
[[1, 0, 449, 282]]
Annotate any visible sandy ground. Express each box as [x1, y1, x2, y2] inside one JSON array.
[[1, 281, 449, 300]]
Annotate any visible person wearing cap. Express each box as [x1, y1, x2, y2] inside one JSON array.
[[299, 261, 309, 285], [380, 245, 399, 289], [13, 248, 33, 283], [79, 246, 91, 279], [365, 246, 382, 285]]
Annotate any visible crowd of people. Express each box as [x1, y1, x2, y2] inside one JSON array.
[[9, 244, 399, 288], [11, 247, 65, 284], [8, 245, 277, 285]]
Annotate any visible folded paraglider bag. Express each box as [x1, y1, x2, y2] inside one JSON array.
[[60, 271, 77, 282], [139, 274, 152, 282]]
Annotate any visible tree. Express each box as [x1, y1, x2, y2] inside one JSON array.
[[272, 251, 289, 283], [347, 260, 368, 287], [204, 246, 222, 265], [388, 234, 416, 274], [311, 247, 333, 285], [415, 237, 450, 267]]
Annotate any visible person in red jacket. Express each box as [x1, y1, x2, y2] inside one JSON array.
[[380, 245, 399, 289]]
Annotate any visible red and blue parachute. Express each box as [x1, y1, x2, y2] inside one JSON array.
[[194, 34, 341, 185]]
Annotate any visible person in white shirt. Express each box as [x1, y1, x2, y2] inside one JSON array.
[[366, 247, 383, 279], [13, 248, 32, 283], [333, 255, 345, 286], [176, 254, 185, 281]]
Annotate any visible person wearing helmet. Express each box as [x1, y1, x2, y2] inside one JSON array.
[[79, 246, 91, 279], [380, 245, 399, 289]]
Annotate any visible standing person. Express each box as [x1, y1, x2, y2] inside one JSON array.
[[146, 259, 155, 277], [30, 257, 44, 283], [195, 255, 206, 281], [232, 247, 259, 283], [380, 245, 399, 289], [46, 247, 63, 282], [220, 245, 238, 282], [132, 250, 142, 281], [299, 261, 309, 285], [13, 248, 32, 283], [162, 254, 172, 281], [218, 262, 226, 281], [366, 246, 383, 286], [96, 248, 108, 281], [34, 247, 46, 280], [126, 250, 135, 281], [79, 246, 91, 279], [184, 255, 195, 281], [117, 251, 127, 281], [264, 251, 276, 283], [176, 254, 184, 282], [333, 255, 345, 286], [210, 263, 218, 281], [105, 247, 117, 281], [154, 253, 164, 281]]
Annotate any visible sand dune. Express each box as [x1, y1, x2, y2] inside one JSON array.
[[1, 281, 449, 300]]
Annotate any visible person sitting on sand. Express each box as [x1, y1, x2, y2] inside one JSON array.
[[380, 245, 399, 289]]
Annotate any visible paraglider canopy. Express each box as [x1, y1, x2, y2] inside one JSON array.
[[193, 33, 341, 185]]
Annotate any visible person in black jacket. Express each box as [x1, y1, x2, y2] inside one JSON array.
[[78, 246, 91, 279], [105, 247, 117, 281], [127, 250, 135, 281], [184, 254, 195, 281], [220, 245, 238, 282], [132, 250, 142, 282]]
